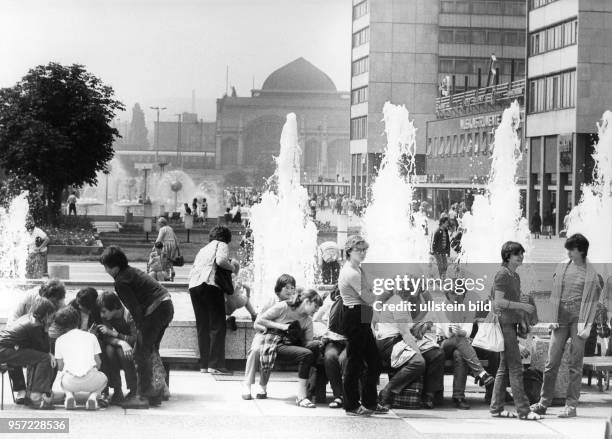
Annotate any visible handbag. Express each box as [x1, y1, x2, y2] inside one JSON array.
[[172, 244, 184, 267], [328, 294, 345, 336], [386, 378, 423, 409], [472, 312, 505, 352], [390, 340, 417, 368], [213, 242, 234, 295]]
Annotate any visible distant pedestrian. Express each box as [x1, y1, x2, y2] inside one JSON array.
[[431, 217, 451, 280], [67, 191, 78, 216], [530, 211, 542, 239], [543, 211, 554, 238], [155, 217, 179, 281], [25, 220, 49, 279]]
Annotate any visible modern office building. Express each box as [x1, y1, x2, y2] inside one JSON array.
[[525, 0, 612, 233], [349, 0, 526, 198]]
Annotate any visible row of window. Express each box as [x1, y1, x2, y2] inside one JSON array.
[[352, 27, 369, 48], [530, 20, 577, 56], [528, 70, 576, 113], [440, 0, 526, 16], [530, 0, 559, 10], [352, 56, 369, 76], [350, 116, 368, 140], [351, 86, 368, 105], [439, 57, 525, 76], [440, 27, 526, 47], [352, 0, 368, 20], [426, 129, 522, 157]]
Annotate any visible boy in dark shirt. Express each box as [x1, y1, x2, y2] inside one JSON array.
[[96, 291, 138, 405], [100, 246, 174, 409], [0, 297, 56, 409]]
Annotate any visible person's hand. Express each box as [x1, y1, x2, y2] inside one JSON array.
[[280, 323, 290, 332], [119, 341, 133, 360], [97, 325, 118, 338], [49, 354, 56, 368], [520, 345, 530, 359], [518, 303, 536, 314], [548, 323, 559, 330]]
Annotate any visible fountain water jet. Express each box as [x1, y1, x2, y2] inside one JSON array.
[[567, 111, 612, 263], [361, 102, 429, 263], [249, 113, 318, 307], [0, 193, 30, 280]]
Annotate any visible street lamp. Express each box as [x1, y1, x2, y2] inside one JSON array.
[[135, 163, 154, 200], [150, 106, 167, 162], [175, 113, 182, 165], [143, 198, 153, 242]]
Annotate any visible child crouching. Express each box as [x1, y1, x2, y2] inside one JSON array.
[[54, 307, 108, 410]]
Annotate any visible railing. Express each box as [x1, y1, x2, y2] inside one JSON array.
[[435, 79, 525, 118]]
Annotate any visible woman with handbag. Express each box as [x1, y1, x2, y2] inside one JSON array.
[[155, 217, 180, 281], [188, 225, 238, 375], [489, 241, 540, 421]]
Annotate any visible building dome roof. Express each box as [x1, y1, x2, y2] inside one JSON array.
[[261, 57, 337, 92]]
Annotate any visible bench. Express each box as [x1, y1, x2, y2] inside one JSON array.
[[583, 357, 612, 391], [159, 348, 199, 388]]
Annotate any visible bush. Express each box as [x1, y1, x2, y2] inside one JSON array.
[[45, 215, 97, 246]]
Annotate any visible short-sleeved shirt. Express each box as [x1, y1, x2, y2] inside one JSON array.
[[55, 329, 101, 377], [561, 262, 586, 303], [375, 294, 412, 340], [258, 301, 313, 343], [338, 262, 368, 307], [28, 228, 48, 254], [493, 266, 521, 323]]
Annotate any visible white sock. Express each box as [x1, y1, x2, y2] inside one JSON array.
[[479, 371, 487, 378], [88, 392, 98, 401], [256, 384, 266, 394], [16, 390, 26, 398], [65, 391, 75, 400]]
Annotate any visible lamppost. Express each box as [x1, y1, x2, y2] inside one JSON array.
[[150, 106, 167, 162], [135, 163, 154, 200], [175, 113, 182, 166], [105, 164, 112, 216]]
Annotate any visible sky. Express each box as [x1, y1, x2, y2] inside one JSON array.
[[0, 0, 352, 127]]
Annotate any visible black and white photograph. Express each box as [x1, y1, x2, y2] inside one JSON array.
[[1, 0, 612, 438]]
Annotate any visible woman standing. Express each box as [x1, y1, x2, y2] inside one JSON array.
[[339, 235, 392, 416], [188, 226, 238, 375], [490, 241, 540, 420], [25, 221, 50, 279], [155, 217, 179, 281]]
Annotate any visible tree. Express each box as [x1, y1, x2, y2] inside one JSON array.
[[223, 170, 249, 188], [251, 154, 276, 190], [0, 63, 124, 223], [0, 171, 45, 225], [127, 103, 149, 146]]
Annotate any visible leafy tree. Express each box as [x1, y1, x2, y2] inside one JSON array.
[[127, 103, 149, 146], [223, 170, 249, 188], [0, 63, 124, 223], [251, 154, 276, 190]]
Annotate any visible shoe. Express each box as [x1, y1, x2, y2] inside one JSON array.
[[296, 397, 316, 408], [421, 394, 434, 409], [558, 406, 576, 418], [208, 368, 233, 375], [227, 316, 237, 331], [15, 391, 27, 405], [329, 397, 343, 409], [86, 396, 98, 411], [124, 390, 136, 400], [29, 396, 55, 410], [530, 402, 547, 415], [476, 372, 495, 387], [121, 396, 150, 409], [200, 368, 209, 373], [370, 403, 390, 414], [242, 393, 252, 400], [346, 405, 373, 417], [255, 392, 267, 400], [453, 398, 470, 410], [148, 396, 162, 407], [64, 393, 76, 410]]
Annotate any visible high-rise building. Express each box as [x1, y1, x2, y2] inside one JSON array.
[[349, 0, 526, 198], [525, 0, 612, 233]]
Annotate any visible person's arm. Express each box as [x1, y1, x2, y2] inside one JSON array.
[[38, 232, 50, 252], [255, 303, 289, 331], [214, 242, 235, 271], [493, 290, 533, 313], [303, 320, 314, 343], [94, 353, 102, 370], [155, 227, 165, 244], [56, 359, 64, 371], [114, 281, 144, 326]]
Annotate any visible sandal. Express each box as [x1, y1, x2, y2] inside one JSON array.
[[296, 397, 316, 408], [329, 397, 343, 408], [519, 412, 542, 421], [491, 410, 517, 418]]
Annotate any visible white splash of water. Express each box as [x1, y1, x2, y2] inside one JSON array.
[[0, 193, 30, 280], [249, 113, 318, 307], [460, 101, 531, 263], [361, 102, 429, 262], [567, 111, 612, 263]]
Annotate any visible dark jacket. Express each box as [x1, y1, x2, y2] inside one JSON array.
[[0, 315, 49, 352], [113, 266, 171, 327], [431, 227, 450, 255]]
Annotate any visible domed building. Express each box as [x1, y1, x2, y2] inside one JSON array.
[[214, 57, 350, 183]]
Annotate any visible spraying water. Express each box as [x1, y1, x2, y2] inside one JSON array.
[[361, 102, 429, 263], [0, 193, 30, 280], [567, 111, 612, 263], [460, 100, 531, 263], [249, 113, 318, 307]]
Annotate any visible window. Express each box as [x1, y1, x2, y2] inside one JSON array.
[[352, 0, 368, 19], [487, 30, 502, 45], [530, 0, 560, 10], [529, 19, 577, 56], [472, 30, 487, 44], [529, 70, 576, 113], [445, 136, 452, 155], [439, 58, 454, 73], [352, 57, 369, 76], [455, 30, 470, 44], [439, 27, 524, 46], [440, 29, 454, 44], [352, 27, 369, 48], [351, 86, 368, 105], [455, 59, 470, 74], [350, 116, 367, 140]]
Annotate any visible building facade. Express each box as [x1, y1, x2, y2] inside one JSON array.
[[215, 57, 351, 183], [525, 0, 612, 233], [349, 0, 526, 199]]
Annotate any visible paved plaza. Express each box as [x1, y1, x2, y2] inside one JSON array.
[[0, 371, 609, 439]]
